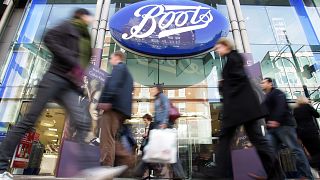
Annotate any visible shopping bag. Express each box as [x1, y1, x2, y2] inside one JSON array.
[[142, 129, 177, 164], [231, 125, 267, 180], [232, 148, 266, 180], [56, 140, 100, 177]]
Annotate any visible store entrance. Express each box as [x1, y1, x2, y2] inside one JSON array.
[[11, 102, 65, 176]]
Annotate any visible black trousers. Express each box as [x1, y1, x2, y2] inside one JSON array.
[[0, 72, 91, 172], [299, 133, 320, 169], [215, 120, 284, 180]]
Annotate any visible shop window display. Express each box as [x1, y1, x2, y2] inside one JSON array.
[[12, 102, 66, 176]]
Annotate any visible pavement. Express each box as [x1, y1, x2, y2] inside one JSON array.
[[13, 177, 139, 180], [13, 176, 197, 180]]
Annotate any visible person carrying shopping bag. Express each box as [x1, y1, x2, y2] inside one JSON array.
[[148, 84, 185, 179]]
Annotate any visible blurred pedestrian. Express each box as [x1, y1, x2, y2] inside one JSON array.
[[0, 8, 95, 179], [134, 114, 156, 178], [151, 85, 170, 129], [294, 96, 320, 170], [97, 51, 134, 168], [150, 85, 185, 179], [212, 38, 284, 179], [140, 114, 155, 152], [261, 78, 313, 179]]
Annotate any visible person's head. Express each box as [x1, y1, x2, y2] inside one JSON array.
[[296, 96, 310, 106], [151, 84, 163, 97], [142, 114, 152, 125], [73, 8, 93, 25], [214, 38, 234, 56], [110, 51, 126, 66], [260, 77, 273, 92]]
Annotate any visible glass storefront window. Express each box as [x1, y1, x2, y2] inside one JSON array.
[[0, 0, 97, 129], [241, 6, 277, 44], [266, 6, 309, 45], [0, 100, 22, 123]]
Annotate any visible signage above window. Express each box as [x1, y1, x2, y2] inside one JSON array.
[[109, 0, 229, 58]]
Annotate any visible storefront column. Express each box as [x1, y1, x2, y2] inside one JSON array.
[[226, 0, 244, 53], [233, 0, 251, 53], [91, 0, 104, 47], [0, 0, 14, 38], [96, 0, 111, 49]]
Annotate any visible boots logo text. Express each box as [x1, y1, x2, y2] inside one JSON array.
[[122, 5, 214, 39], [109, 0, 229, 58]]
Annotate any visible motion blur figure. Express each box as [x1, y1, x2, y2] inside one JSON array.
[[261, 78, 313, 179], [213, 38, 284, 179], [0, 9, 93, 179], [150, 85, 185, 179], [98, 51, 134, 168], [134, 114, 155, 178], [294, 96, 320, 170]]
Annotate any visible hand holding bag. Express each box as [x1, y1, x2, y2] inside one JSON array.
[[142, 129, 177, 164]]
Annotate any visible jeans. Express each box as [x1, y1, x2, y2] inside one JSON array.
[[0, 72, 91, 172], [268, 126, 313, 179], [216, 120, 284, 179]]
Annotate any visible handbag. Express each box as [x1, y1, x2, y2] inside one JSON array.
[[142, 129, 177, 164], [169, 102, 180, 122]]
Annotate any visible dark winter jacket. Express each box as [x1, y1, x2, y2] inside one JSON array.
[[220, 50, 266, 128], [263, 88, 296, 127], [294, 104, 319, 136], [99, 62, 134, 118], [44, 20, 86, 81]]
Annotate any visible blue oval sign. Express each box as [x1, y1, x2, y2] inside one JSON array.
[[109, 0, 229, 58]]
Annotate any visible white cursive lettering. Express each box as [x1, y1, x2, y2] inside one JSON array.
[[122, 5, 213, 40]]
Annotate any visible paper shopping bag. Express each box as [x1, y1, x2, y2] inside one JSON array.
[[143, 129, 177, 164]]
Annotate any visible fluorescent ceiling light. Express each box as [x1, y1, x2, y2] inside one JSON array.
[[48, 128, 57, 131]]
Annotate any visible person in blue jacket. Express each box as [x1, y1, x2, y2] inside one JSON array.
[[150, 84, 185, 179], [151, 84, 170, 129]]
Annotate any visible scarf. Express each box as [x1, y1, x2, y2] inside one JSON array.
[[71, 18, 91, 68]]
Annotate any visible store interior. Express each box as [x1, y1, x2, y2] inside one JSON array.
[[13, 102, 65, 176]]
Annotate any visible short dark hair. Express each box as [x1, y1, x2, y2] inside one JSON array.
[[142, 114, 152, 121], [264, 77, 273, 83], [112, 51, 126, 61], [153, 84, 164, 93], [73, 8, 91, 19]]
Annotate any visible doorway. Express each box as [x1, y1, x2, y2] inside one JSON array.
[[11, 102, 66, 176]]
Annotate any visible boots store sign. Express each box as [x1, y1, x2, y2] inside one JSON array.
[[109, 0, 229, 58]]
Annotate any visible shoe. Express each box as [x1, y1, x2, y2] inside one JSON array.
[[0, 172, 13, 180], [89, 137, 100, 146], [77, 165, 128, 180]]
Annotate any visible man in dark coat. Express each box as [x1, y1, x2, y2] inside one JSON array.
[[261, 78, 313, 179], [0, 9, 94, 179], [213, 38, 284, 179], [98, 51, 134, 167]]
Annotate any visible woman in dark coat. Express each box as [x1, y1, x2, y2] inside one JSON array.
[[294, 96, 320, 169], [212, 38, 283, 179]]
